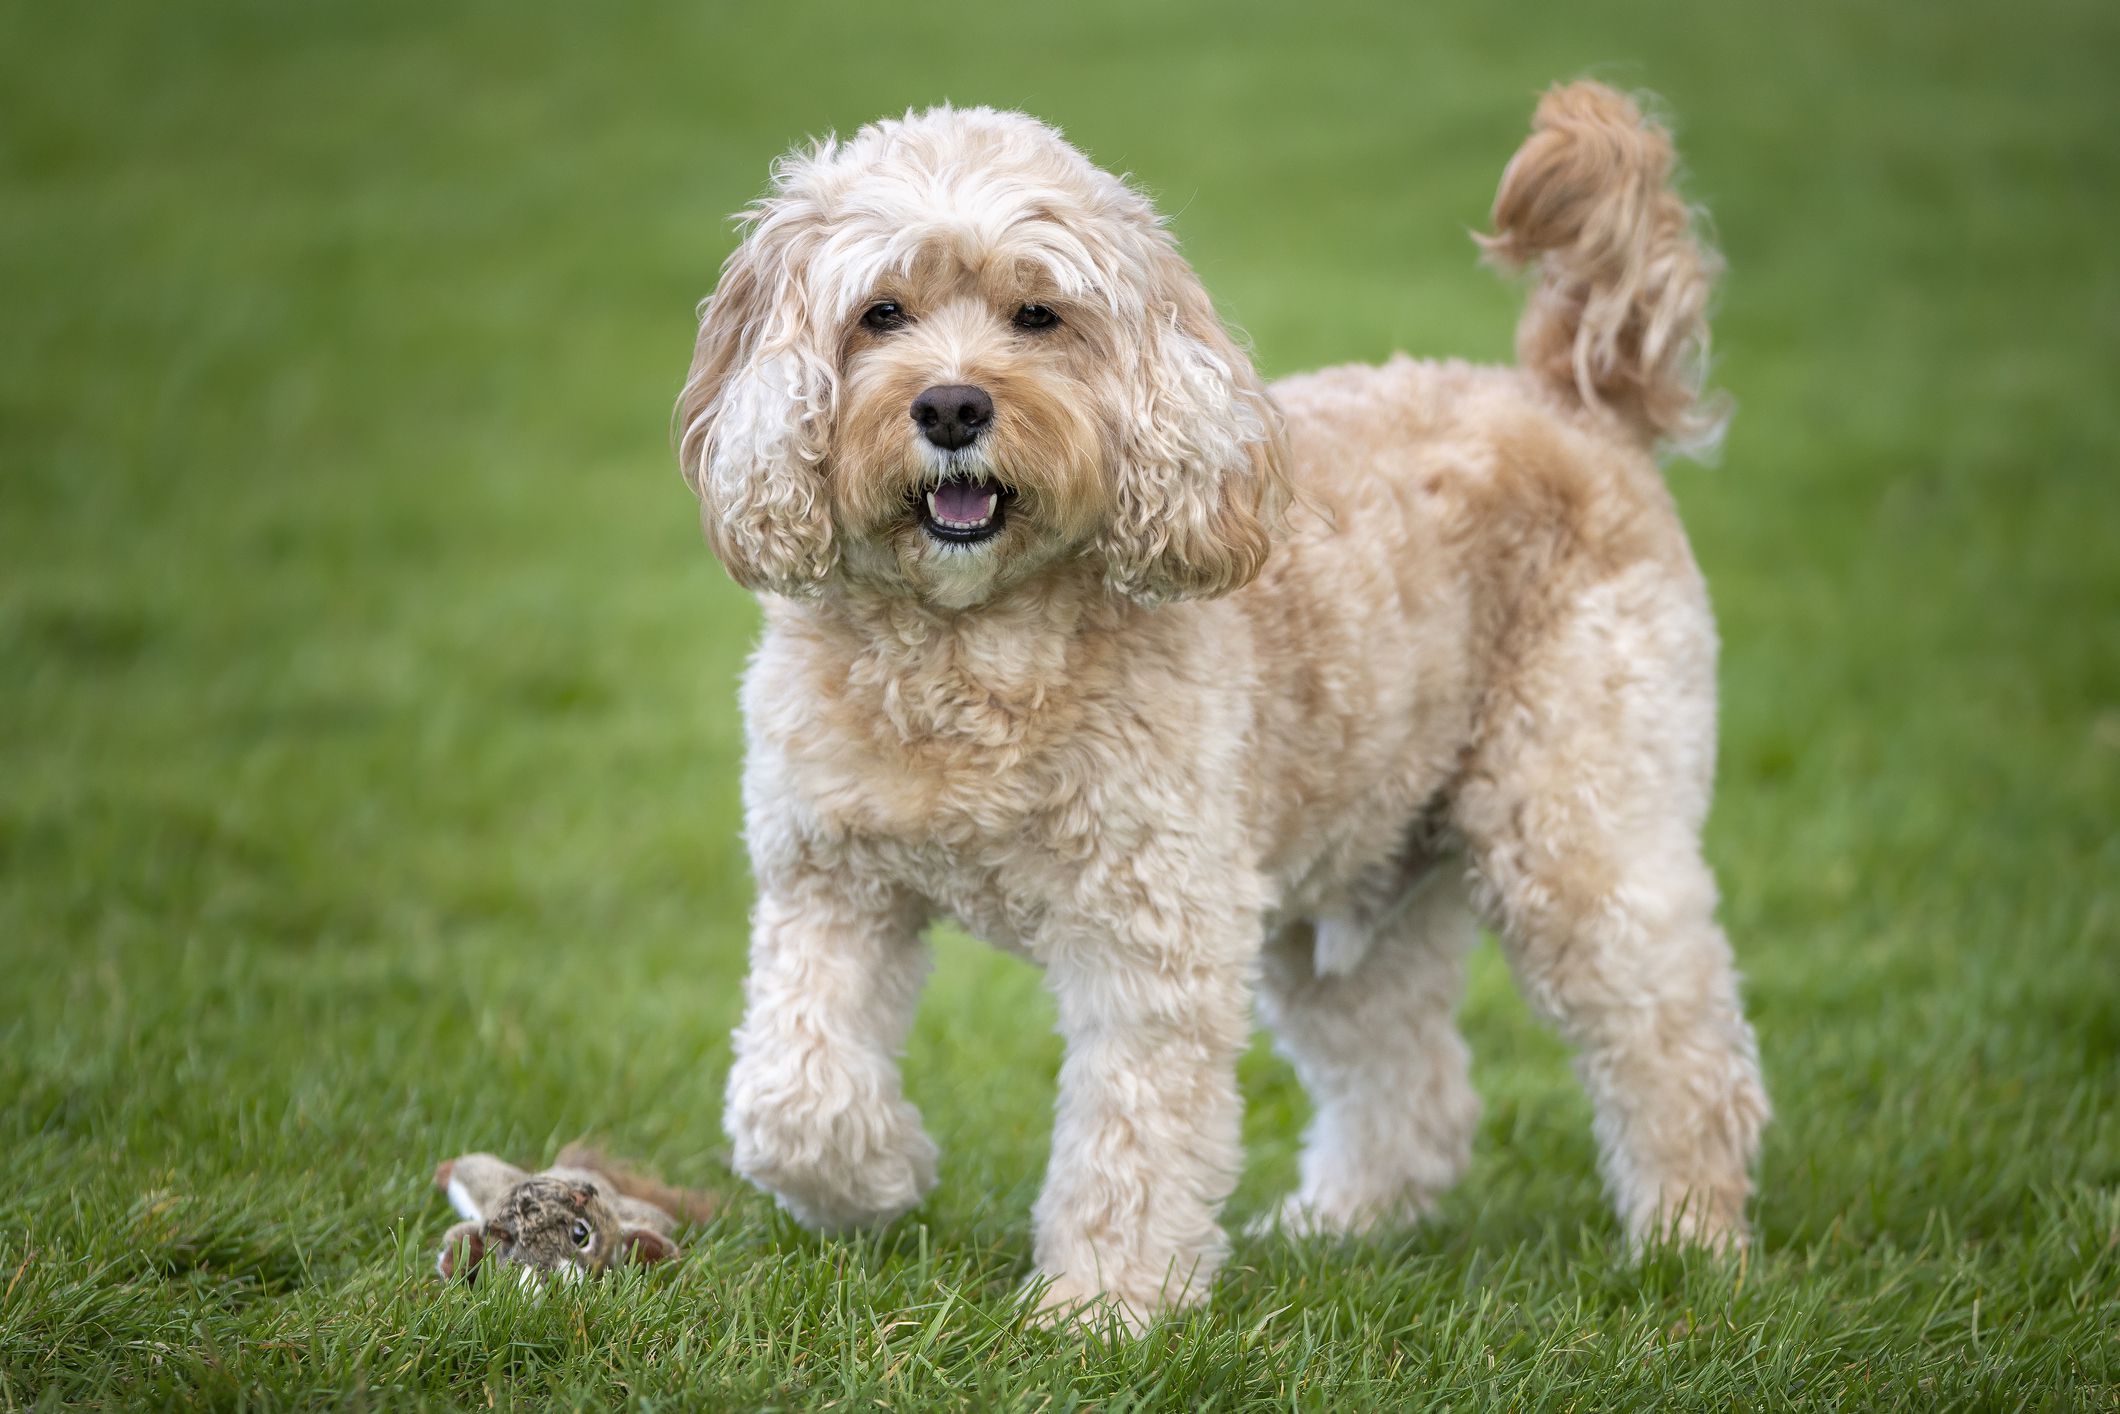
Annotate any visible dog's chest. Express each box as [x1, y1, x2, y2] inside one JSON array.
[[786, 729, 1100, 950], [759, 618, 1107, 824], [763, 665, 1151, 947], [792, 730, 1071, 841]]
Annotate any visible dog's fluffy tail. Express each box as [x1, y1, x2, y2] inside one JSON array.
[[1479, 81, 1730, 457]]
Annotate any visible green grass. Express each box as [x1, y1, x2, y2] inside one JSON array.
[[3, 0, 2116, 1406]]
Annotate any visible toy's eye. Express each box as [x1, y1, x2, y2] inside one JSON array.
[[861, 301, 908, 332], [571, 1220, 592, 1249], [1012, 304, 1059, 331]]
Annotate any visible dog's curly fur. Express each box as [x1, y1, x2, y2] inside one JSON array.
[[676, 82, 1769, 1331]]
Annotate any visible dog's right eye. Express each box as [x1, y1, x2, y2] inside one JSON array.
[[861, 301, 908, 332]]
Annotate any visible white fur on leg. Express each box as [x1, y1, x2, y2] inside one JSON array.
[[1458, 568, 1769, 1252], [1256, 869, 1482, 1237], [1027, 914, 1252, 1331], [722, 887, 939, 1231]]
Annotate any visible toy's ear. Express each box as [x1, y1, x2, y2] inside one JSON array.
[[675, 163, 841, 597], [1097, 236, 1288, 604], [620, 1227, 679, 1266], [436, 1220, 486, 1282], [436, 1153, 526, 1221]]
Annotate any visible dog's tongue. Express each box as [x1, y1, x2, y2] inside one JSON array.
[[932, 481, 996, 523]]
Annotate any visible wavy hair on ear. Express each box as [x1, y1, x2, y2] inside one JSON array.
[[1098, 238, 1290, 604], [674, 165, 840, 596]]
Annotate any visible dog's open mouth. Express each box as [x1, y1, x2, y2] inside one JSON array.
[[916, 475, 1013, 545]]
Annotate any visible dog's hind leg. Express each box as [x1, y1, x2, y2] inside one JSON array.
[[1453, 562, 1769, 1249], [1255, 867, 1481, 1236]]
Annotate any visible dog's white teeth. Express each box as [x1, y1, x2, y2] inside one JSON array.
[[926, 487, 997, 530]]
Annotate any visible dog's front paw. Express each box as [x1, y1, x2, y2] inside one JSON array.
[[1629, 1187, 1751, 1256], [1023, 1271, 1156, 1338], [1020, 1253, 1215, 1338], [725, 1063, 938, 1231], [1245, 1196, 1360, 1241], [1245, 1185, 1438, 1241]]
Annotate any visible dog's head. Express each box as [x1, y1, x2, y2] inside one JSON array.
[[676, 106, 1287, 610]]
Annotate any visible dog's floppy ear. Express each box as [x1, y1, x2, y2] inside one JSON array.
[[675, 182, 839, 596], [1098, 239, 1289, 603]]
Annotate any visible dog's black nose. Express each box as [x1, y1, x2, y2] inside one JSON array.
[[910, 384, 994, 451]]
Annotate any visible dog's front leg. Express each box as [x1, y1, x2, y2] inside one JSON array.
[[723, 879, 937, 1231], [1030, 895, 1254, 1332]]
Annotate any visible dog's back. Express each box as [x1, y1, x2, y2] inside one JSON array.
[[1242, 82, 1729, 871]]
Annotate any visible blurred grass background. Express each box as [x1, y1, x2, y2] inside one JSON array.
[[2, 0, 2116, 1406]]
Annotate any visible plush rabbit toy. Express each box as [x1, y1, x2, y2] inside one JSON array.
[[433, 1145, 715, 1285]]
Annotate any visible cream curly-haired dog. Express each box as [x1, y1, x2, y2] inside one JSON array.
[[676, 82, 1769, 1330]]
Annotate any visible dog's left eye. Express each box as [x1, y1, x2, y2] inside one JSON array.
[[1012, 304, 1059, 331], [862, 301, 908, 332]]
